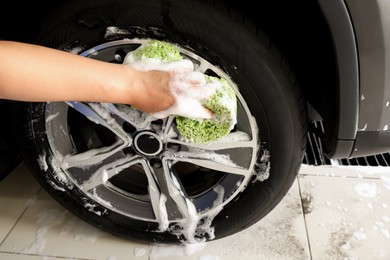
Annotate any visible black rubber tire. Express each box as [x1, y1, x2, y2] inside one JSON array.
[[13, 0, 307, 243], [0, 101, 22, 181]]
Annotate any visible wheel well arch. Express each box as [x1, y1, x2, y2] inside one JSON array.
[[232, 0, 359, 159]]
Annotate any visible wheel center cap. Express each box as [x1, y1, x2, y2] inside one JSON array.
[[134, 131, 163, 156]]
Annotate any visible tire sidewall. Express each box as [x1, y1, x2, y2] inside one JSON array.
[[22, 0, 306, 242]]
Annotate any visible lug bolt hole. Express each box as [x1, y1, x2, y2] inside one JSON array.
[[151, 119, 164, 131], [167, 143, 181, 152], [123, 147, 135, 156], [150, 158, 162, 168], [122, 122, 136, 134]]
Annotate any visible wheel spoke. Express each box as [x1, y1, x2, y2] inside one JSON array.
[[139, 160, 169, 231], [66, 101, 132, 142], [162, 116, 177, 137], [103, 103, 155, 129], [165, 131, 253, 151], [162, 131, 256, 177], [142, 159, 199, 233], [164, 150, 250, 176], [61, 140, 126, 169], [80, 155, 141, 192]]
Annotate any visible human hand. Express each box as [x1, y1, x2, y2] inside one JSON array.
[[151, 69, 218, 119], [126, 59, 218, 119], [128, 70, 174, 113]]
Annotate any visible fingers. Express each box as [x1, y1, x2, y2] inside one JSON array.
[[125, 54, 219, 119], [150, 111, 170, 119], [185, 104, 214, 119], [176, 98, 214, 119], [182, 71, 206, 84], [170, 71, 218, 97], [150, 70, 219, 119], [166, 60, 194, 74], [151, 97, 214, 119], [188, 82, 218, 99]]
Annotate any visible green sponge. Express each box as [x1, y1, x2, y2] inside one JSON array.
[[132, 40, 183, 62], [126, 39, 237, 143], [176, 76, 237, 143]]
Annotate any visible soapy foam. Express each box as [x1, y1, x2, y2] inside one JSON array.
[[153, 173, 224, 244], [196, 185, 225, 240], [158, 193, 169, 231], [164, 150, 240, 168], [123, 40, 238, 125], [124, 53, 218, 119], [180, 198, 202, 244], [104, 26, 128, 38], [37, 152, 48, 171], [175, 75, 237, 143], [45, 112, 59, 123]]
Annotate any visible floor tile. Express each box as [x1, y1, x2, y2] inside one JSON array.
[[300, 164, 390, 179], [0, 163, 41, 244], [6, 163, 390, 260], [0, 189, 150, 260], [144, 179, 310, 260], [0, 166, 310, 260], [299, 172, 390, 260]]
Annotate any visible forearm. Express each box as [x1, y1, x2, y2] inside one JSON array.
[[0, 41, 136, 104]]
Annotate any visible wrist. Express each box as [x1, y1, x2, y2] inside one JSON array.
[[116, 65, 143, 105]]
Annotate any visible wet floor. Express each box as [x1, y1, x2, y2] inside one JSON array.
[[0, 163, 389, 260]]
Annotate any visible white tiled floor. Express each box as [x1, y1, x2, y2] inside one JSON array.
[[1, 162, 390, 260]]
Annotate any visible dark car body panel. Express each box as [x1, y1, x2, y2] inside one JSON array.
[[316, 0, 359, 158], [343, 0, 390, 157]]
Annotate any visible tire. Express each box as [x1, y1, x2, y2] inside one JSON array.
[[0, 101, 22, 181], [14, 0, 307, 244]]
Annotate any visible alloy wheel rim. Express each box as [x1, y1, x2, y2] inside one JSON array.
[[44, 39, 260, 226]]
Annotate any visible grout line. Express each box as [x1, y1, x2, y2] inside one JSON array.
[[0, 251, 93, 259], [297, 176, 313, 260], [0, 185, 95, 260], [300, 165, 390, 179], [299, 173, 383, 181]]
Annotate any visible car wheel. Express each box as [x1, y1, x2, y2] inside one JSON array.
[[14, 0, 307, 244]]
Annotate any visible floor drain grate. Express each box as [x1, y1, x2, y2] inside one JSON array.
[[303, 121, 390, 166]]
